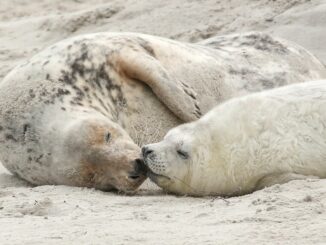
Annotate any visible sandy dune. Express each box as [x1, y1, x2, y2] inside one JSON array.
[[1, 0, 326, 244]]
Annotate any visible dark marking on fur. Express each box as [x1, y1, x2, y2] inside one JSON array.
[[23, 124, 30, 138], [241, 33, 288, 54], [137, 38, 156, 57], [259, 78, 275, 89], [56, 88, 71, 96], [31, 39, 129, 122], [98, 98, 110, 113], [29, 89, 36, 99], [228, 67, 256, 77], [35, 154, 44, 164], [72, 85, 85, 98], [5, 134, 18, 142], [40, 90, 47, 97], [83, 86, 89, 92]]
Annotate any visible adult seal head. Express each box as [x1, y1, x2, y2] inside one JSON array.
[[0, 32, 204, 192], [142, 80, 326, 196]]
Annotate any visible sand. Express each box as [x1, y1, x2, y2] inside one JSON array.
[[0, 0, 326, 244]]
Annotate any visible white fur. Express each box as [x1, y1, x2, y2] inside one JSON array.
[[144, 80, 326, 196]]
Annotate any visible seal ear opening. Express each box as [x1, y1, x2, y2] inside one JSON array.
[[105, 132, 111, 143]]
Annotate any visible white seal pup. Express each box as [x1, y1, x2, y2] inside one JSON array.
[[0, 32, 325, 192], [142, 80, 326, 196]]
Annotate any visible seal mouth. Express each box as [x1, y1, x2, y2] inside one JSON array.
[[146, 168, 171, 182], [128, 175, 142, 180], [141, 158, 171, 182]]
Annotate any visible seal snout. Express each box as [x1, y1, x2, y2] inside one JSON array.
[[128, 158, 148, 180], [142, 146, 154, 159]]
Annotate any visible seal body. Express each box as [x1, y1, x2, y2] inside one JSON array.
[[0, 32, 324, 191], [143, 80, 326, 196]]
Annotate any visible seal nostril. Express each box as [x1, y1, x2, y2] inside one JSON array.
[[142, 147, 154, 158], [135, 158, 143, 166], [135, 158, 148, 173], [128, 158, 148, 181]]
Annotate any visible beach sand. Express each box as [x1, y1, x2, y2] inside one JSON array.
[[0, 0, 326, 244]]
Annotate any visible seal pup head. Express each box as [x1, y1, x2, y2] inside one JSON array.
[[141, 122, 215, 196], [62, 117, 147, 192]]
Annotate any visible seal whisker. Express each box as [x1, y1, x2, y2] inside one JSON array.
[[171, 175, 197, 192]]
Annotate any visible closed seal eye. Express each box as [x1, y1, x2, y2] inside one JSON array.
[[177, 149, 189, 159]]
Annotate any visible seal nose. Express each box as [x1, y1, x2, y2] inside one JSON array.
[[142, 146, 153, 159], [128, 159, 148, 180], [135, 158, 148, 174]]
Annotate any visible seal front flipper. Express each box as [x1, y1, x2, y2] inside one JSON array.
[[115, 47, 201, 122]]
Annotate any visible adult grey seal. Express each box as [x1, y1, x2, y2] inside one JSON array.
[[142, 80, 326, 196], [0, 31, 324, 192]]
